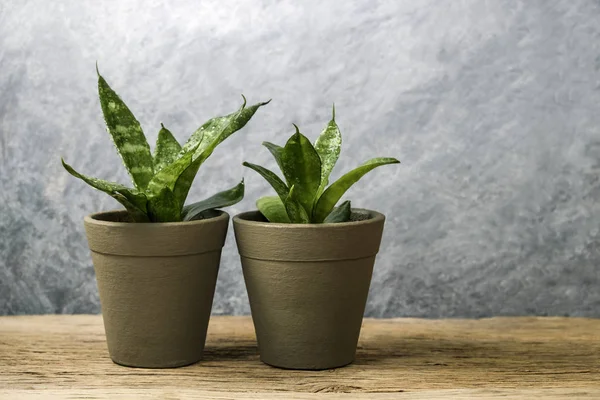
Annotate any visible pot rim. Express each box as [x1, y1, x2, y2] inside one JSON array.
[[232, 208, 384, 229], [84, 209, 229, 228]]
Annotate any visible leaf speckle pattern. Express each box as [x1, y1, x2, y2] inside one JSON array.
[[62, 69, 268, 222], [244, 108, 399, 223], [98, 74, 154, 190]]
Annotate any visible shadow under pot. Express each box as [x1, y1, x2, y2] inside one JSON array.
[[84, 210, 229, 368], [232, 209, 385, 370]]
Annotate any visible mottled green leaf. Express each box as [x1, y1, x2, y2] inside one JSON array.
[[61, 158, 149, 222], [242, 162, 288, 200], [146, 143, 199, 196], [262, 141, 285, 172], [97, 72, 154, 190], [153, 124, 181, 172], [284, 185, 310, 224], [313, 157, 400, 222], [147, 187, 180, 222], [111, 195, 151, 223], [181, 179, 245, 221], [173, 98, 270, 210], [324, 200, 351, 223], [280, 126, 322, 215], [256, 196, 291, 223], [314, 106, 341, 196]]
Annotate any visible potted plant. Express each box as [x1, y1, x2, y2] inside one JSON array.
[[62, 67, 269, 368], [233, 106, 399, 370]]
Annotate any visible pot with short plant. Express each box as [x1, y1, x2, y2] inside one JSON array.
[[233, 106, 399, 370], [62, 67, 269, 368]]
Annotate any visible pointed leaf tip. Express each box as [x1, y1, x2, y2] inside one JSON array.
[[241, 94, 247, 108], [324, 200, 351, 223], [292, 123, 301, 135], [332, 103, 336, 120], [313, 157, 400, 222], [95, 61, 100, 77]]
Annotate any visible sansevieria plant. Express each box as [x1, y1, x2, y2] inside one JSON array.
[[233, 106, 400, 370], [243, 106, 399, 224], [62, 67, 269, 222]]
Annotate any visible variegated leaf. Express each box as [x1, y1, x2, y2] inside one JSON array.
[[262, 141, 285, 172], [242, 161, 288, 200], [153, 124, 181, 173], [313, 157, 400, 222], [173, 97, 270, 210], [323, 200, 351, 223], [97, 71, 154, 190], [284, 185, 310, 224], [280, 125, 322, 216], [146, 143, 199, 196], [147, 186, 180, 222], [61, 158, 149, 222], [314, 105, 342, 196], [256, 196, 291, 223]]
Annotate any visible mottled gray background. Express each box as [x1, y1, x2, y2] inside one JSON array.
[[1, 0, 599, 317]]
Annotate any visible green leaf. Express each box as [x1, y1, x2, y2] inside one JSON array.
[[153, 124, 181, 173], [262, 141, 285, 172], [182, 96, 270, 158], [147, 187, 180, 222], [280, 126, 322, 215], [284, 185, 310, 224], [324, 200, 351, 223], [145, 144, 199, 196], [256, 196, 291, 223], [61, 158, 149, 222], [242, 162, 288, 200], [314, 105, 342, 196], [97, 72, 154, 190], [181, 179, 245, 221], [173, 97, 270, 210], [313, 157, 400, 222]]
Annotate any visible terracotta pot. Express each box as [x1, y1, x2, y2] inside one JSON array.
[[84, 210, 229, 368], [233, 209, 385, 370]]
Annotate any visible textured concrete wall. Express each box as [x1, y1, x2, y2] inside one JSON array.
[[1, 0, 599, 317]]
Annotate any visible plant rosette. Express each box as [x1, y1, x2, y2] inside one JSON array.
[[64, 67, 268, 368], [233, 107, 399, 370]]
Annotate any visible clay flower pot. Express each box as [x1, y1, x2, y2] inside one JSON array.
[[84, 210, 229, 368], [233, 209, 385, 370]]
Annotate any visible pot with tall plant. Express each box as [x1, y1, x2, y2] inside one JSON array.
[[233, 106, 399, 370], [62, 67, 269, 368]]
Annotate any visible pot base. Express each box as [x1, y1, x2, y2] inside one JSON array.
[[260, 357, 355, 371], [111, 357, 200, 369]]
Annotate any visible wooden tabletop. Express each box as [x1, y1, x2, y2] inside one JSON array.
[[0, 316, 598, 399]]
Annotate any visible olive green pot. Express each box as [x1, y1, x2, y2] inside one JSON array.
[[233, 209, 385, 370], [84, 210, 229, 368]]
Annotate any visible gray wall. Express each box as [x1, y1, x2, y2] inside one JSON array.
[[1, 0, 599, 317]]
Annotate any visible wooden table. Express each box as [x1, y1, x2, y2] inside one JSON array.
[[0, 316, 598, 399]]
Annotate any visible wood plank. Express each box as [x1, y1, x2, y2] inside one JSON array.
[[0, 316, 599, 399], [2, 388, 600, 399]]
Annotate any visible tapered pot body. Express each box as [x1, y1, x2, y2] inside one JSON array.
[[84, 210, 229, 368], [233, 209, 385, 370]]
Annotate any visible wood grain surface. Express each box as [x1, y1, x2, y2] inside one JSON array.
[[0, 316, 599, 399]]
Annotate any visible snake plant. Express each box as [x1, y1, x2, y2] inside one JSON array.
[[62, 67, 269, 222], [243, 106, 400, 223]]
